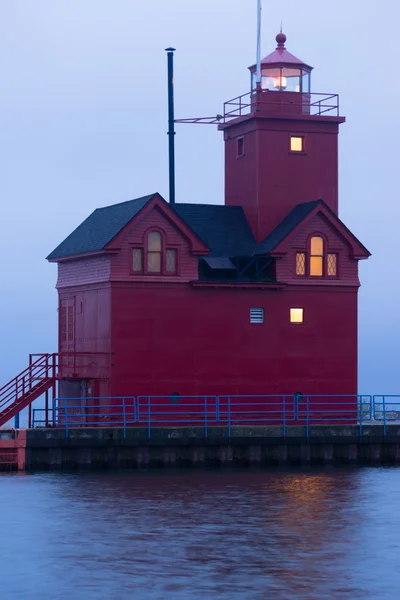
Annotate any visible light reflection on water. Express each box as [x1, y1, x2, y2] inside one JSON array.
[[0, 468, 399, 599]]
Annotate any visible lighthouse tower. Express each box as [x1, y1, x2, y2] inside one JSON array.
[[221, 32, 345, 242]]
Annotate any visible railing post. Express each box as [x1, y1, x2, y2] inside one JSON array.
[[133, 397, 137, 424], [216, 396, 220, 422], [45, 389, 49, 428], [122, 397, 126, 438], [28, 388, 32, 429], [306, 396, 309, 439], [52, 395, 57, 427], [204, 396, 208, 439], [228, 396, 231, 438], [383, 395, 387, 437], [147, 396, 151, 439], [65, 401, 69, 439], [282, 395, 286, 439], [359, 395, 363, 438]]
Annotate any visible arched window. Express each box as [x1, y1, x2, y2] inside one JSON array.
[[147, 231, 162, 273], [310, 236, 324, 276]]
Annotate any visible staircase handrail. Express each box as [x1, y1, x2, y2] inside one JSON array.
[[0, 353, 57, 411]]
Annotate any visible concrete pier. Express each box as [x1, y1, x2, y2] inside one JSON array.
[[0, 424, 394, 471]]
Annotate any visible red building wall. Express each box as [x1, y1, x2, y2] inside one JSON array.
[[57, 256, 111, 288], [58, 285, 111, 398], [109, 283, 358, 398], [224, 116, 340, 242]]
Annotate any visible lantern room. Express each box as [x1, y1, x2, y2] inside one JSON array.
[[249, 32, 312, 93]]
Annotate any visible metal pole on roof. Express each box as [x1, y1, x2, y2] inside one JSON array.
[[166, 47, 176, 204], [256, 0, 262, 84]]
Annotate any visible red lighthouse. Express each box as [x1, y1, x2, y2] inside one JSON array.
[[0, 32, 370, 428], [223, 32, 343, 242]]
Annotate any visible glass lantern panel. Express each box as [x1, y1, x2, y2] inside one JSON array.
[[260, 68, 280, 91], [301, 71, 311, 93], [281, 67, 302, 92]]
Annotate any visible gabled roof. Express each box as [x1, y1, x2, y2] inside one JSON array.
[[47, 194, 256, 262], [172, 204, 256, 257], [47, 192, 369, 264], [47, 194, 155, 260], [255, 199, 370, 259], [255, 201, 319, 255]]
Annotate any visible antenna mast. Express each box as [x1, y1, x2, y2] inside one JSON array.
[[256, 0, 262, 83]]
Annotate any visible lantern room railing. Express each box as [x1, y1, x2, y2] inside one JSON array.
[[175, 91, 340, 125]]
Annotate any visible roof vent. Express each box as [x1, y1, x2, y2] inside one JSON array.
[[250, 307, 264, 324]]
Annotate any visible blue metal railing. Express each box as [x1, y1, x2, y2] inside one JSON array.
[[28, 394, 400, 439]]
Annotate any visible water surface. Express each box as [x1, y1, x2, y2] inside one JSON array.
[[1, 468, 399, 599]]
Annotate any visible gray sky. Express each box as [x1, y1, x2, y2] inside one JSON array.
[[0, 0, 396, 393]]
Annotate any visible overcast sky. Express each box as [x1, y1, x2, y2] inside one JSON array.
[[0, 0, 397, 394]]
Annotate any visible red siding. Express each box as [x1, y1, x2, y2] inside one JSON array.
[[109, 283, 358, 398], [58, 286, 111, 394], [224, 116, 340, 242], [57, 256, 111, 289], [110, 206, 199, 282], [276, 212, 360, 286]]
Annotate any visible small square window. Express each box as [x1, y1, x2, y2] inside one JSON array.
[[290, 136, 304, 152], [327, 253, 337, 277], [237, 137, 244, 157], [290, 308, 304, 324], [250, 307, 264, 324], [132, 248, 143, 272], [296, 252, 306, 276], [166, 248, 177, 273]]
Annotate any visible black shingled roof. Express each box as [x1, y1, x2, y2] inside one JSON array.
[[47, 193, 320, 262], [46, 194, 156, 260], [172, 204, 256, 257], [255, 200, 320, 255]]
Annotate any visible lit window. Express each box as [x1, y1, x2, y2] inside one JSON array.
[[290, 136, 304, 152], [296, 252, 306, 276], [250, 308, 264, 324], [327, 253, 337, 277], [310, 236, 324, 276], [237, 137, 244, 157], [132, 248, 143, 272], [147, 231, 162, 273], [290, 308, 304, 324], [166, 248, 177, 273]]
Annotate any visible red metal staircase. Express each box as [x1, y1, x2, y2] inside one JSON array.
[[0, 354, 57, 427]]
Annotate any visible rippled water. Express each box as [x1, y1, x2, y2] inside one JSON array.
[[1, 468, 400, 599]]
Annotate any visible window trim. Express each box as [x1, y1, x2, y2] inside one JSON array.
[[237, 136, 245, 158], [165, 246, 179, 275], [130, 229, 180, 277], [289, 134, 306, 154], [131, 247, 144, 274], [145, 229, 163, 274], [327, 252, 338, 278], [290, 307, 304, 324], [295, 252, 306, 277], [295, 236, 339, 280]]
